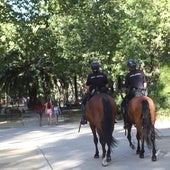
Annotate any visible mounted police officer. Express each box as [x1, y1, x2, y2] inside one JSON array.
[[122, 59, 147, 128], [80, 61, 109, 125]]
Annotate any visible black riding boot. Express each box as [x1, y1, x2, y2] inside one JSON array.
[[80, 104, 87, 125], [122, 108, 128, 129], [121, 100, 128, 129], [123, 114, 129, 129]]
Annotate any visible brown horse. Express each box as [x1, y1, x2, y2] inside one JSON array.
[[126, 96, 157, 161], [85, 93, 117, 166]]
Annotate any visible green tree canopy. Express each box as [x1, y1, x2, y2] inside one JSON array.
[[0, 0, 170, 110]]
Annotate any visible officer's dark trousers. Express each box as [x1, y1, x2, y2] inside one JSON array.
[[81, 92, 91, 122], [121, 94, 134, 126]]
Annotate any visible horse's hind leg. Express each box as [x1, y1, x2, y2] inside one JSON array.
[[106, 145, 111, 162], [136, 132, 141, 154], [139, 137, 144, 158], [98, 133, 106, 158], [101, 141, 112, 166], [127, 124, 135, 149], [151, 126, 157, 161], [94, 133, 99, 158], [100, 139, 109, 167], [91, 125, 99, 158], [100, 141, 106, 158]]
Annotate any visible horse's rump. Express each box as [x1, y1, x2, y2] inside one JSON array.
[[128, 96, 156, 148], [126, 95, 157, 161], [86, 93, 117, 125], [128, 96, 156, 125], [86, 93, 117, 145]]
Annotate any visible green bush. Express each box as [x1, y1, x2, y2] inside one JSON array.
[[149, 65, 170, 116]]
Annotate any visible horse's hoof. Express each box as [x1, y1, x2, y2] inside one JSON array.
[[139, 153, 144, 158], [152, 156, 157, 161], [94, 154, 99, 158], [107, 156, 111, 162], [102, 163, 108, 167], [102, 157, 108, 167], [136, 150, 140, 154], [130, 144, 135, 150]]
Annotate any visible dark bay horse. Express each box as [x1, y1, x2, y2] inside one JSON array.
[[85, 93, 117, 166], [126, 96, 157, 161]]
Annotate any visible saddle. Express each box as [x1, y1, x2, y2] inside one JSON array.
[[89, 87, 108, 100]]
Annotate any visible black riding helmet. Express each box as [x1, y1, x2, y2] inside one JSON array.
[[127, 59, 136, 68], [91, 61, 99, 72]]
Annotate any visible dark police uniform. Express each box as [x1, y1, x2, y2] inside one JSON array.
[[125, 69, 146, 100], [122, 68, 146, 128], [82, 72, 108, 106], [86, 72, 108, 93], [80, 61, 108, 125]]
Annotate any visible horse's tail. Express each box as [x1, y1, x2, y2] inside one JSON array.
[[141, 99, 155, 148], [102, 96, 117, 148]]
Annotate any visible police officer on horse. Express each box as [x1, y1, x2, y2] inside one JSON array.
[[80, 61, 109, 125], [122, 59, 147, 128]]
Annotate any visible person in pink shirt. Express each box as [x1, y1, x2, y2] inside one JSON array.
[[44, 98, 53, 125]]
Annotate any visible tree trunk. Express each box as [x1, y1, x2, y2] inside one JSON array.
[[74, 75, 78, 103], [28, 86, 37, 109]]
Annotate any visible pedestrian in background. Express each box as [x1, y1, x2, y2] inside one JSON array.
[[44, 98, 53, 125], [53, 101, 61, 125], [35, 98, 44, 126]]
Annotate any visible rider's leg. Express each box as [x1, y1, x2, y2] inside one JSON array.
[[80, 93, 90, 125], [80, 103, 87, 124], [122, 94, 131, 129], [122, 99, 128, 129], [124, 104, 129, 129], [123, 91, 135, 129]]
